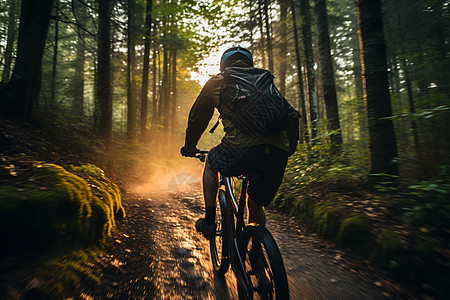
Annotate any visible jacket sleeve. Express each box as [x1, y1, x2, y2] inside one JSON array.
[[184, 77, 220, 150]]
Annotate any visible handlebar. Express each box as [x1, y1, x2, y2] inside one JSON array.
[[194, 150, 209, 162]]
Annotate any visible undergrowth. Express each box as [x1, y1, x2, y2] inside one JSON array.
[[275, 140, 450, 299], [0, 156, 125, 255]]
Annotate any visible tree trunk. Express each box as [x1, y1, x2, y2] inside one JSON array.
[[140, 0, 152, 141], [299, 0, 318, 142], [393, 5, 420, 153], [431, 0, 450, 100], [127, 0, 137, 140], [312, 0, 342, 152], [97, 0, 113, 144], [0, 0, 54, 120], [290, 0, 308, 144], [170, 47, 177, 141], [72, 29, 85, 117], [2, 0, 18, 82], [257, 1, 267, 69], [152, 37, 158, 119], [50, 1, 59, 109], [356, 0, 398, 177], [352, 33, 366, 140], [161, 47, 170, 129], [278, 0, 288, 95], [263, 0, 274, 73]]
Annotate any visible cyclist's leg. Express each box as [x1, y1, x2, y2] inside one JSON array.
[[246, 145, 289, 223], [203, 160, 219, 217], [247, 196, 266, 226], [202, 143, 240, 224], [195, 160, 219, 239]]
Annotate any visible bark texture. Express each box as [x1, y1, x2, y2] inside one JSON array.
[[97, 0, 113, 143], [356, 0, 398, 176], [0, 0, 54, 120], [313, 0, 342, 152]]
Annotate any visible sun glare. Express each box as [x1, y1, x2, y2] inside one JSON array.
[[190, 46, 223, 86], [190, 44, 240, 86]]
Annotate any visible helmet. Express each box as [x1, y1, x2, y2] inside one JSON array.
[[220, 46, 253, 71]]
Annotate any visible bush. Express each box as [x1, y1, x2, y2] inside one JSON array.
[[0, 159, 124, 255], [337, 215, 374, 255]]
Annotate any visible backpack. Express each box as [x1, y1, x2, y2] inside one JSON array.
[[217, 67, 290, 137]]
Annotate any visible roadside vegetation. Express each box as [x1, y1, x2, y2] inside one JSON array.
[[275, 138, 450, 299]]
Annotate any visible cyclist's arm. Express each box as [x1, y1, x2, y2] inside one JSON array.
[[184, 76, 221, 151]]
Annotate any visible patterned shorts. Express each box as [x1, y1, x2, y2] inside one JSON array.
[[207, 143, 288, 206]]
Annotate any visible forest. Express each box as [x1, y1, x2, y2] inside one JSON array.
[[0, 0, 449, 299]]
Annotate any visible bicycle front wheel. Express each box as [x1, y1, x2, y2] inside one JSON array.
[[210, 189, 231, 275], [238, 225, 290, 300]]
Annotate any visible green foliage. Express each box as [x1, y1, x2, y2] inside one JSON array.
[[39, 111, 101, 156], [383, 105, 450, 121], [377, 165, 450, 235], [7, 248, 103, 299], [0, 158, 124, 255], [281, 141, 367, 194], [402, 168, 450, 235], [375, 230, 401, 267], [273, 194, 295, 212], [71, 163, 125, 237], [337, 215, 374, 255], [313, 203, 344, 239]]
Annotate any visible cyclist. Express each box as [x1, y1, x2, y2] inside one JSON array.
[[181, 46, 300, 240]]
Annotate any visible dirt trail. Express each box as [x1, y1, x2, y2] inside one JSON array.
[[74, 186, 427, 300]]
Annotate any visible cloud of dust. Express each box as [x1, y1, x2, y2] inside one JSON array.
[[126, 143, 206, 198]]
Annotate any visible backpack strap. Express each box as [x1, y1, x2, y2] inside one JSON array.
[[209, 116, 222, 134]]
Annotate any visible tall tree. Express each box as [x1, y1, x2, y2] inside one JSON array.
[[170, 46, 177, 140], [262, 0, 274, 73], [2, 0, 18, 82], [351, 29, 366, 139], [0, 0, 55, 120], [72, 22, 86, 117], [257, 1, 267, 69], [140, 0, 153, 141], [356, 0, 398, 177], [290, 0, 308, 143], [160, 44, 170, 129], [127, 0, 137, 140], [97, 0, 113, 144], [152, 34, 158, 119], [277, 0, 288, 95], [50, 0, 59, 109], [313, 0, 342, 152], [299, 0, 319, 142]]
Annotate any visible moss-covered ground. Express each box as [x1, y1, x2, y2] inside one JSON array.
[[273, 148, 450, 300], [0, 154, 125, 298]]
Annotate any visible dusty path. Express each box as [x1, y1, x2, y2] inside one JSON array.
[[74, 186, 428, 299]]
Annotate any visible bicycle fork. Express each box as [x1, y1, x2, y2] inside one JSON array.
[[231, 237, 253, 294]]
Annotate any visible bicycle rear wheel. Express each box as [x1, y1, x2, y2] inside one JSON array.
[[237, 225, 290, 299], [210, 189, 231, 275]]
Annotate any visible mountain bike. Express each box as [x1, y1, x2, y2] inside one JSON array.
[[193, 150, 290, 299]]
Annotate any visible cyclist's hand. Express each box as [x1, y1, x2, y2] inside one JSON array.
[[180, 146, 199, 157]]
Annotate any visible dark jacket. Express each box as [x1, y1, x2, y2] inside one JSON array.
[[185, 62, 300, 153]]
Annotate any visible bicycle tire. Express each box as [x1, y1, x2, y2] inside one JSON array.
[[210, 189, 231, 275], [237, 225, 290, 300]]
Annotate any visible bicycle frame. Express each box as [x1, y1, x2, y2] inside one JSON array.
[[191, 151, 257, 294], [189, 150, 290, 298], [220, 175, 253, 294]]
